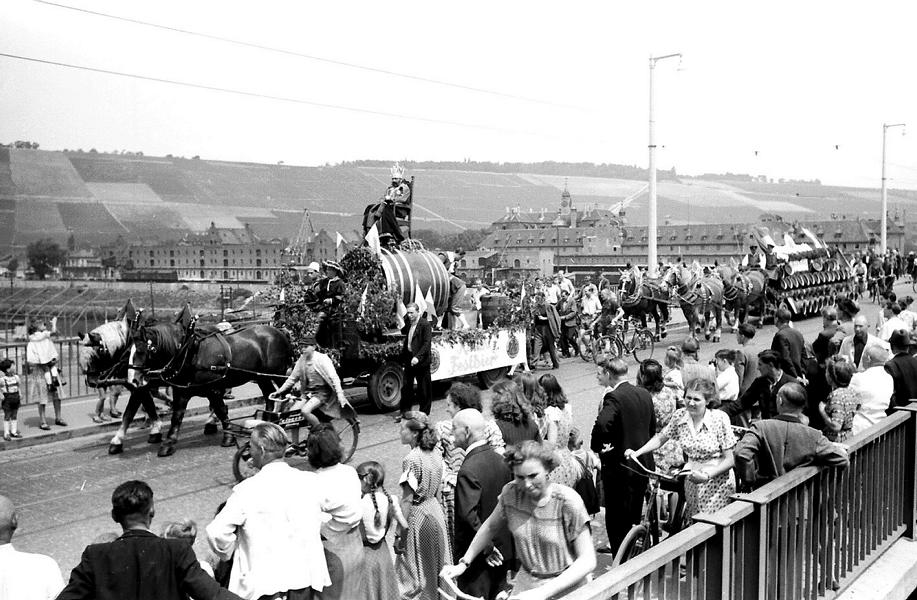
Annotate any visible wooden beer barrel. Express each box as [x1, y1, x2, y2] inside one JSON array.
[[479, 294, 511, 328], [379, 249, 450, 316]]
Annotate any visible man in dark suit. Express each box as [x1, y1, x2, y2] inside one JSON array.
[[884, 329, 917, 412], [590, 357, 655, 554], [452, 409, 514, 600], [57, 480, 238, 600], [771, 307, 807, 379], [722, 350, 797, 424], [399, 302, 433, 420]]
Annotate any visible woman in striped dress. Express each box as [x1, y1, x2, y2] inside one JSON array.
[[397, 411, 453, 600]]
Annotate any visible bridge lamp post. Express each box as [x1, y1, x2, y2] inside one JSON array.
[[648, 52, 681, 278], [881, 122, 906, 254]]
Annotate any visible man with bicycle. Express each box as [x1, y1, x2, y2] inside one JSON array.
[[268, 335, 351, 428]]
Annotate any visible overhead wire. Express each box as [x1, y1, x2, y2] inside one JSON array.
[[0, 51, 604, 143], [33, 0, 594, 112]]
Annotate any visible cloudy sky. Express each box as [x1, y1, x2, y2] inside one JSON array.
[[2, 0, 916, 189]]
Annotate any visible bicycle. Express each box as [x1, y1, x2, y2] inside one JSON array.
[[226, 393, 360, 482], [593, 319, 656, 364], [613, 455, 688, 567]]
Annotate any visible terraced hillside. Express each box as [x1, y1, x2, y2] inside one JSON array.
[[3, 148, 915, 254]]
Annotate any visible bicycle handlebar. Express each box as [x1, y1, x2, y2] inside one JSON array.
[[622, 455, 687, 483]]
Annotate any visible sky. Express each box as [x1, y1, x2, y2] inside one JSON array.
[[1, 0, 916, 189]]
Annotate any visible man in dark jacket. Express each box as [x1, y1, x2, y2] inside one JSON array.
[[452, 409, 513, 600], [722, 350, 797, 424], [591, 358, 655, 553], [557, 290, 580, 358], [399, 302, 433, 419], [57, 480, 238, 600], [734, 382, 848, 490], [884, 329, 917, 412], [771, 307, 806, 379], [530, 294, 560, 369]]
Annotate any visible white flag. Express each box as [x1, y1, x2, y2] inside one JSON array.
[[365, 224, 381, 256], [425, 288, 437, 321], [358, 284, 369, 316], [336, 231, 345, 248], [279, 288, 286, 303], [395, 300, 407, 329], [414, 284, 428, 317], [800, 226, 823, 249]]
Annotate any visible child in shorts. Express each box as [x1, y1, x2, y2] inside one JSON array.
[[1, 358, 22, 440]]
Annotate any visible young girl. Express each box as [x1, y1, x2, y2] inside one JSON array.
[[356, 461, 406, 600], [1, 359, 22, 441]]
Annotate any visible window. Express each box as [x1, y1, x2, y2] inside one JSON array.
[[256, 249, 262, 257], [514, 259, 521, 268], [223, 270, 229, 279], [223, 250, 228, 257], [169, 260, 175, 267], [149, 250, 154, 257], [256, 259, 262, 267], [223, 259, 229, 267], [149, 259, 154, 266], [256, 270, 261, 279], [200, 259, 205, 267]]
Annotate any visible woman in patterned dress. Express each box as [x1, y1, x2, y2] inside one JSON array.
[[434, 382, 506, 549], [637, 359, 684, 473], [626, 379, 737, 517], [538, 374, 583, 488], [819, 357, 860, 443], [441, 441, 596, 599], [396, 411, 453, 600]]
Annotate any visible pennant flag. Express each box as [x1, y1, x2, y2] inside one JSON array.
[[413, 284, 428, 317], [358, 284, 369, 316], [741, 254, 749, 267], [800, 226, 823, 249], [424, 288, 437, 321], [520, 282, 526, 305], [395, 300, 407, 329], [336, 231, 345, 248], [759, 253, 766, 269], [279, 288, 286, 303], [365, 224, 381, 256]]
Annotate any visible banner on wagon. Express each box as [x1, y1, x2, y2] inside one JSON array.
[[430, 329, 527, 381]]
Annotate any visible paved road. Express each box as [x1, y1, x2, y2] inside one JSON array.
[[1, 292, 892, 580]]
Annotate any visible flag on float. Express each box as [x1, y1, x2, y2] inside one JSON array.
[[424, 288, 437, 321], [800, 226, 823, 249], [336, 232, 346, 259], [395, 299, 407, 329], [741, 254, 749, 267], [413, 284, 428, 317], [365, 224, 381, 256], [279, 288, 286, 303], [358, 284, 369, 316]]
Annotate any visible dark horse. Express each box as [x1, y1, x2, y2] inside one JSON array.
[[617, 266, 671, 341], [128, 310, 294, 457], [718, 263, 767, 327], [78, 306, 166, 452]]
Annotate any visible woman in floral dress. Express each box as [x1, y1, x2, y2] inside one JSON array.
[[627, 379, 737, 517], [819, 357, 860, 443], [538, 374, 583, 487], [397, 411, 452, 600], [637, 359, 683, 473]]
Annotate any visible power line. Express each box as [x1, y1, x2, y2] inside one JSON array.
[[0, 51, 577, 140], [34, 0, 592, 112]]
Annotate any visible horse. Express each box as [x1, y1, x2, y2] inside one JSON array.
[[665, 263, 725, 342], [128, 312, 294, 457], [617, 266, 671, 341], [77, 311, 166, 454]]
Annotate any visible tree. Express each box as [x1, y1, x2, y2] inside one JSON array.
[[26, 239, 66, 280], [6, 258, 17, 276]]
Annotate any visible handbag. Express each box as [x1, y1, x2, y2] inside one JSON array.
[[572, 455, 601, 515]]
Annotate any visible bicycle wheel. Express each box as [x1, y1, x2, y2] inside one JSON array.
[[912, 278, 917, 294], [232, 441, 259, 482], [611, 524, 649, 568], [578, 333, 595, 362], [593, 335, 623, 363], [332, 407, 360, 464], [631, 329, 655, 362]]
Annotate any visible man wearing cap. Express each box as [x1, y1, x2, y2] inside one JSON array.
[[399, 302, 433, 419], [315, 261, 345, 347], [882, 330, 917, 414]]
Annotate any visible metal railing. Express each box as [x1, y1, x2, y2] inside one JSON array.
[[564, 403, 917, 600], [0, 337, 94, 403]]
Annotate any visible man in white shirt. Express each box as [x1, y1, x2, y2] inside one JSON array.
[[0, 495, 62, 600], [543, 277, 561, 306], [714, 349, 739, 402], [557, 270, 575, 296], [837, 315, 890, 371], [878, 303, 908, 341], [207, 423, 330, 599], [850, 346, 894, 436]]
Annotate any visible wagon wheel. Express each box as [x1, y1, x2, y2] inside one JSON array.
[[368, 361, 403, 411]]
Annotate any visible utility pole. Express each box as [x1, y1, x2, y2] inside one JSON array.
[[149, 281, 154, 317], [881, 122, 906, 254], [648, 52, 681, 278], [220, 284, 225, 321]]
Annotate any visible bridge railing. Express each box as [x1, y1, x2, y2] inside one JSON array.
[[0, 337, 94, 403], [565, 403, 917, 600]]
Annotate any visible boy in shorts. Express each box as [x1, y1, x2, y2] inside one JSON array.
[[0, 358, 22, 440]]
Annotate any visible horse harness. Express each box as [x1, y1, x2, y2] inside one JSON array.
[[144, 318, 235, 388]]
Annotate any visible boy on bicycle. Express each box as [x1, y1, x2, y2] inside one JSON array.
[[268, 335, 351, 427]]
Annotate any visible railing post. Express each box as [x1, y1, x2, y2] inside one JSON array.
[[893, 403, 917, 539]]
